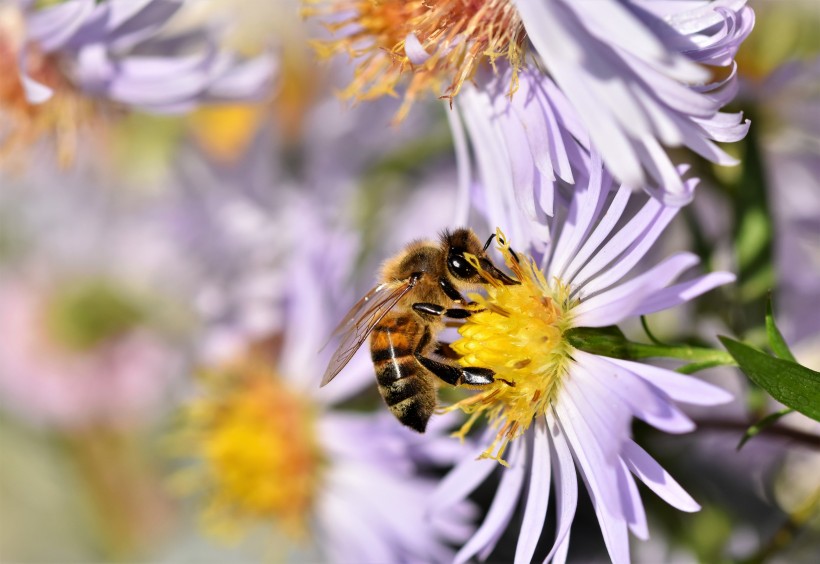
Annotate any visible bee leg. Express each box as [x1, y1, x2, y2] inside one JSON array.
[[434, 341, 459, 359], [415, 328, 514, 387], [413, 303, 475, 319], [439, 277, 467, 302], [434, 342, 513, 389]]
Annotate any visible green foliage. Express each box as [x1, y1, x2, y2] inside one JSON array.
[[765, 297, 797, 362], [565, 326, 735, 367], [719, 337, 820, 422], [45, 281, 145, 351], [736, 407, 794, 451]]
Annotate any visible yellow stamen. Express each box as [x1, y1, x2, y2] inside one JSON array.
[[171, 353, 322, 540], [446, 229, 577, 465], [189, 104, 265, 163], [0, 15, 95, 169], [304, 0, 527, 121]]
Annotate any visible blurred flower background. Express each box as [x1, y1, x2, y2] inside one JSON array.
[[1, 0, 818, 563]]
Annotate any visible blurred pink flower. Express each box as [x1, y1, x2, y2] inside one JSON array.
[[0, 279, 178, 429]]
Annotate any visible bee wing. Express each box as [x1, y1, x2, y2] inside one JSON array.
[[320, 281, 414, 387], [325, 283, 386, 345]]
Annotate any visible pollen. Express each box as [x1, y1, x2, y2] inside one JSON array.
[[0, 15, 93, 169], [171, 354, 322, 540], [304, 0, 527, 121], [447, 229, 576, 465]]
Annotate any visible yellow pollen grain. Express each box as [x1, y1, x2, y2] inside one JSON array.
[[304, 0, 527, 121], [447, 229, 576, 465], [173, 355, 323, 540], [0, 35, 95, 169]]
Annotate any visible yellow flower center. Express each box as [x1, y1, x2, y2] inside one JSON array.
[[447, 230, 576, 465], [304, 0, 526, 121], [175, 354, 322, 540]]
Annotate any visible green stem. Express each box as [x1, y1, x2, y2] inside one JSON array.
[[625, 342, 736, 365], [565, 326, 736, 369]]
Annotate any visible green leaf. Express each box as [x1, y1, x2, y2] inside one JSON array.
[[765, 297, 796, 362], [719, 336, 820, 422], [737, 407, 794, 450], [676, 360, 733, 375]]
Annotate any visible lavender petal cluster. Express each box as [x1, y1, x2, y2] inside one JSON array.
[[19, 0, 275, 112], [455, 0, 753, 224]]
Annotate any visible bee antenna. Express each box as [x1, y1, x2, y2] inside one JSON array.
[[509, 247, 520, 263], [483, 233, 496, 251]]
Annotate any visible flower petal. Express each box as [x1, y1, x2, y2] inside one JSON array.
[[514, 417, 551, 564], [454, 440, 527, 564], [631, 272, 737, 316], [544, 412, 578, 564], [617, 458, 648, 540], [430, 441, 497, 513], [607, 358, 734, 406], [574, 351, 696, 434], [622, 440, 700, 512], [572, 252, 700, 327]]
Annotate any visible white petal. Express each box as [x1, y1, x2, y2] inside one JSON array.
[[563, 0, 667, 61], [515, 417, 551, 564], [574, 351, 695, 434], [455, 440, 527, 564], [404, 33, 431, 64], [572, 252, 700, 327], [447, 103, 473, 226], [574, 200, 680, 296], [622, 440, 701, 512], [431, 442, 497, 512], [544, 412, 578, 563], [20, 73, 54, 104], [607, 358, 734, 406], [631, 272, 736, 316], [560, 184, 631, 283], [636, 136, 687, 199], [26, 0, 95, 52], [617, 458, 649, 540], [554, 383, 624, 521], [514, 0, 646, 187], [560, 421, 631, 564], [549, 152, 606, 279], [569, 196, 663, 290]]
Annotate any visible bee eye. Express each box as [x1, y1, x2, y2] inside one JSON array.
[[447, 251, 477, 279]]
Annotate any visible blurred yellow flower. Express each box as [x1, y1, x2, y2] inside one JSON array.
[[172, 352, 322, 540]]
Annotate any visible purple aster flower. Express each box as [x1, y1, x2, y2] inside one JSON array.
[[431, 152, 735, 563], [15, 0, 275, 112], [170, 179, 476, 561], [507, 0, 753, 197], [307, 0, 752, 201]]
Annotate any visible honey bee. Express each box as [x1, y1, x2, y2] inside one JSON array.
[[321, 228, 518, 432]]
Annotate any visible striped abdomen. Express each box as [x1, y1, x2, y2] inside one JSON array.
[[370, 313, 436, 433]]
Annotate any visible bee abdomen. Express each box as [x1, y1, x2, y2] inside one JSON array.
[[371, 316, 436, 432], [379, 373, 426, 405], [389, 396, 435, 433]]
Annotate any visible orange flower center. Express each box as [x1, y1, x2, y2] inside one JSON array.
[[305, 0, 526, 121]]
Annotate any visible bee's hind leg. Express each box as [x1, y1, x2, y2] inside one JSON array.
[[414, 328, 514, 388], [434, 341, 459, 359]]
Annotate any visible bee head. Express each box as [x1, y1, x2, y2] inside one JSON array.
[[442, 228, 518, 286]]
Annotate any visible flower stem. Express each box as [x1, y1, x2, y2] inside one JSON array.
[[565, 326, 736, 368]]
